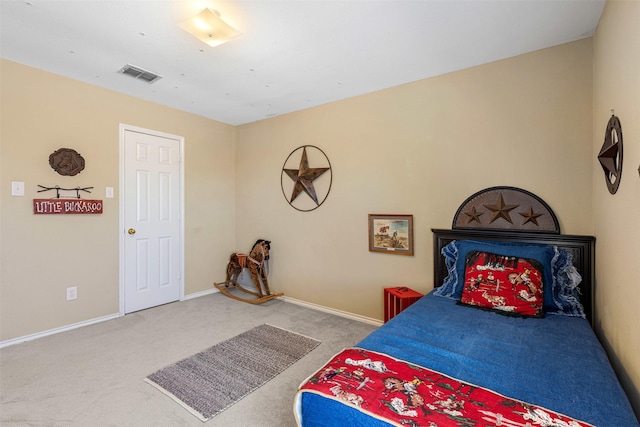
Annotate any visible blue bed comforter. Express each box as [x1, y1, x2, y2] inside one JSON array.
[[295, 292, 639, 426]]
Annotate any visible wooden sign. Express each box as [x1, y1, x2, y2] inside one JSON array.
[[33, 199, 103, 215]]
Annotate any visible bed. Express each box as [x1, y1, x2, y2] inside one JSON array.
[[294, 187, 639, 427]]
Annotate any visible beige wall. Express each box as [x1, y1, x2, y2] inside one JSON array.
[[235, 39, 594, 317], [1, 5, 637, 416], [0, 59, 237, 341], [593, 0, 640, 414]]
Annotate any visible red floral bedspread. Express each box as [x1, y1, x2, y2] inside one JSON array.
[[298, 348, 593, 427]]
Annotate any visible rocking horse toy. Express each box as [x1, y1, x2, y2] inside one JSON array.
[[214, 239, 283, 304]]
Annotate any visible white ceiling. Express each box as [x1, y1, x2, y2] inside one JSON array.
[[0, 0, 605, 126]]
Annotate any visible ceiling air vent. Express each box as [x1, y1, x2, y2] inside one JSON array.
[[118, 64, 162, 84]]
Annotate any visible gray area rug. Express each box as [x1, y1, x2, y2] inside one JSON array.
[[144, 324, 320, 421]]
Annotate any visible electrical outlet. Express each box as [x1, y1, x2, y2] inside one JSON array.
[[11, 181, 25, 196], [66, 286, 77, 301]]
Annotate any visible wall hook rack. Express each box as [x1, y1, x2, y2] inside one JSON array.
[[37, 184, 94, 199]]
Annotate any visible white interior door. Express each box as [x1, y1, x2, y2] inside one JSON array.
[[121, 126, 183, 314]]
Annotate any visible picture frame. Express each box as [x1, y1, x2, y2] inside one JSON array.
[[368, 214, 414, 256]]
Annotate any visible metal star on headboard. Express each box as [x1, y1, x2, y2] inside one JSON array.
[[462, 206, 484, 224], [483, 194, 518, 224], [519, 207, 544, 225], [453, 186, 560, 233]]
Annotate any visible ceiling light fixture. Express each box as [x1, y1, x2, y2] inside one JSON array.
[[179, 8, 240, 48]]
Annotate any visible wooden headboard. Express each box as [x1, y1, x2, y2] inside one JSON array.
[[432, 187, 595, 325]]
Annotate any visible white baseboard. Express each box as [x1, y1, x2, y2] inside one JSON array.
[[183, 287, 218, 300], [1, 289, 219, 348], [191, 288, 381, 327], [186, 289, 381, 327], [280, 296, 383, 327], [0, 313, 120, 349], [0, 290, 380, 349]]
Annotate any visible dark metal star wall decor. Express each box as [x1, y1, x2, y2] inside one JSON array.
[[483, 194, 518, 224], [453, 187, 560, 233], [597, 114, 623, 194], [519, 207, 543, 225], [281, 145, 332, 212], [462, 206, 484, 224], [464, 201, 543, 226]]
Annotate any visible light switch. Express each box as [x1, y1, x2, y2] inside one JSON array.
[[106, 187, 114, 198], [11, 181, 25, 196]]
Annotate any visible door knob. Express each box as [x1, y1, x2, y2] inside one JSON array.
[[128, 228, 136, 235]]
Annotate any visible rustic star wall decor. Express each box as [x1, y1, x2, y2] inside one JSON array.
[[452, 187, 560, 233], [519, 207, 543, 226], [597, 114, 623, 194], [483, 194, 518, 224], [281, 145, 332, 212], [462, 205, 484, 224]]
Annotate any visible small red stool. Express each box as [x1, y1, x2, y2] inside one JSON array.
[[384, 287, 424, 322]]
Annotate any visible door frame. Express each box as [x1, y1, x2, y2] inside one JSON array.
[[118, 123, 185, 316]]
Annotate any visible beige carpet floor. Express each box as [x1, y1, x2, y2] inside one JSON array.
[[0, 293, 377, 426]]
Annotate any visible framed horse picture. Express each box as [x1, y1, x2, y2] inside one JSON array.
[[368, 214, 414, 256]]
